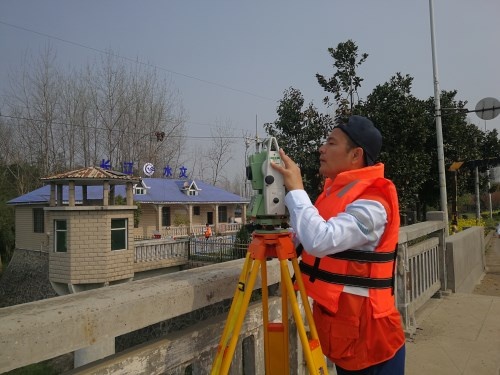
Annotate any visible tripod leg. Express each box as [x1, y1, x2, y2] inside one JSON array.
[[263, 260, 290, 374], [290, 257, 322, 347], [211, 256, 263, 375], [212, 252, 251, 369], [280, 258, 329, 375]]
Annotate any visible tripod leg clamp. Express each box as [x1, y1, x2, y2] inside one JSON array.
[[238, 281, 245, 291]]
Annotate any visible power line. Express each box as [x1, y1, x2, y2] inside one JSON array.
[[0, 20, 276, 102], [0, 114, 245, 140]]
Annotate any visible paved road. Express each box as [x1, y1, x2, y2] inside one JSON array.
[[405, 235, 500, 375]]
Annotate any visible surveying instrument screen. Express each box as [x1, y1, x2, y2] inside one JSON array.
[[210, 137, 329, 374]]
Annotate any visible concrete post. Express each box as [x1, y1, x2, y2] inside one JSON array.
[[50, 183, 56, 207], [74, 337, 115, 368], [188, 205, 193, 234], [126, 182, 133, 206], [215, 204, 219, 234], [426, 211, 447, 292], [396, 241, 414, 335], [157, 205, 162, 231], [242, 204, 247, 224], [103, 181, 109, 206]]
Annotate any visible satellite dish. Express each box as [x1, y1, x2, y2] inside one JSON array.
[[475, 97, 500, 120]]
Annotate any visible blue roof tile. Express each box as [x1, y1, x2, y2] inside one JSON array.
[[8, 179, 249, 205]]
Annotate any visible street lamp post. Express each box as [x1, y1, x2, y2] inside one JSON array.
[[429, 0, 449, 233]]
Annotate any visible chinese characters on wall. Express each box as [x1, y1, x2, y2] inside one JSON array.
[[99, 159, 188, 179]]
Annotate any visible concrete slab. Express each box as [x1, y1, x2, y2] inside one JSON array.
[[406, 290, 500, 374], [485, 235, 500, 273]]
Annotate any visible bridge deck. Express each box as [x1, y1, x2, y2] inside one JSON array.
[[405, 236, 500, 374]]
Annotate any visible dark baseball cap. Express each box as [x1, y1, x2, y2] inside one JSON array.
[[336, 115, 382, 166]]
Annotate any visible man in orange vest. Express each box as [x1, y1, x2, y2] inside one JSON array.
[[272, 115, 405, 374], [204, 223, 212, 239]]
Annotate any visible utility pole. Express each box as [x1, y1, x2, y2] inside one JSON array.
[[429, 0, 449, 233]]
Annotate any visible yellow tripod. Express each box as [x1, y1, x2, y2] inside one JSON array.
[[211, 230, 329, 374]]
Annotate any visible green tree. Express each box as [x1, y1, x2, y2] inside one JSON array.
[[265, 87, 333, 201], [316, 39, 368, 122], [358, 73, 432, 211], [422, 91, 484, 210], [0, 165, 18, 266]]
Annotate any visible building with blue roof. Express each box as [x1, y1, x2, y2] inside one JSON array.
[[7, 166, 250, 294], [8, 171, 249, 242]]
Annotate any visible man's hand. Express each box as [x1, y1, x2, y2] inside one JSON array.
[[270, 149, 305, 191]]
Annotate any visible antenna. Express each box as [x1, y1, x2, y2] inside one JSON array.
[[255, 114, 258, 153]]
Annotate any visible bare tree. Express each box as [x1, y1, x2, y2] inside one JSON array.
[[123, 68, 186, 176], [205, 120, 235, 186], [3, 46, 187, 184], [5, 44, 62, 176], [87, 52, 128, 170], [85, 54, 187, 175]]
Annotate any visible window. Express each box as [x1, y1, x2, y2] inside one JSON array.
[[162, 207, 171, 227], [183, 188, 199, 196], [193, 206, 200, 216], [54, 220, 67, 252], [33, 208, 44, 233], [111, 218, 127, 251], [134, 186, 146, 195], [218, 206, 228, 223]]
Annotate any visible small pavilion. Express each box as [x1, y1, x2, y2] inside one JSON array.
[[41, 167, 140, 295]]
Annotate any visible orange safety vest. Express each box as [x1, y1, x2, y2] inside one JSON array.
[[204, 226, 212, 238], [299, 164, 405, 370]]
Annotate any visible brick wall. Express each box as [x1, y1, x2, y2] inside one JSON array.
[[47, 207, 135, 287], [15, 206, 49, 252]]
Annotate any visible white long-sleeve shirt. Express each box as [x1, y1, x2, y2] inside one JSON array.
[[285, 189, 388, 296]]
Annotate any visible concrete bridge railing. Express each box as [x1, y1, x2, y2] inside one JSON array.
[[0, 211, 487, 374], [0, 258, 285, 374], [396, 211, 446, 336]]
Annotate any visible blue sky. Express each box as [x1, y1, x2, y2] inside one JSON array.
[[1, 1, 499, 181]]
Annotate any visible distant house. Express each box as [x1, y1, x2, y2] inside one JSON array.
[[6, 167, 249, 294], [131, 178, 248, 238], [8, 168, 249, 249]]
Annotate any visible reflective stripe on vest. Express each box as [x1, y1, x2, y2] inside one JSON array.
[[300, 262, 394, 288], [299, 247, 397, 289]]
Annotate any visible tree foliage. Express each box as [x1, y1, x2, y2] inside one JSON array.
[[267, 41, 369, 201], [420, 91, 486, 210], [0, 165, 18, 265], [270, 39, 499, 220], [3, 45, 187, 178], [357, 73, 432, 211], [316, 39, 368, 121], [265, 87, 333, 201], [0, 46, 187, 265]]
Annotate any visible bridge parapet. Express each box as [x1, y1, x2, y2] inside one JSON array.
[[0, 258, 283, 373], [396, 211, 446, 336], [1, 212, 488, 374]]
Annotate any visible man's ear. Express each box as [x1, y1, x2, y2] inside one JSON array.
[[352, 147, 364, 165]]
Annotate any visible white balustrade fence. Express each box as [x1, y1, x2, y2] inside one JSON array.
[[134, 238, 189, 262]]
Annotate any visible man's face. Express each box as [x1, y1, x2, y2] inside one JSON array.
[[319, 128, 361, 179]]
